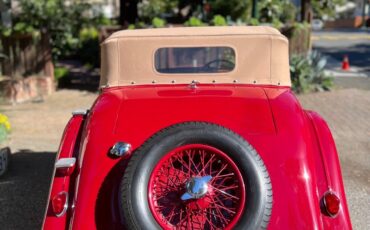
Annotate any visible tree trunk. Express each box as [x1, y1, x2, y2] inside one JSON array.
[[301, 0, 313, 23], [40, 31, 54, 81], [119, 0, 139, 26]]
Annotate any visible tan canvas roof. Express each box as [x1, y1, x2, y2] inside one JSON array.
[[100, 26, 291, 87]]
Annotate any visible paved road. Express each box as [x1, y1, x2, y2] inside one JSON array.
[[0, 88, 369, 229], [312, 29, 370, 76]]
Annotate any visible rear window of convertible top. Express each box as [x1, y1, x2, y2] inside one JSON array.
[[154, 47, 235, 74]]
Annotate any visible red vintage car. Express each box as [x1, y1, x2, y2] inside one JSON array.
[[43, 26, 352, 229]]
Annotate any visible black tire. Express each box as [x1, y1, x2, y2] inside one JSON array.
[[120, 122, 272, 230]]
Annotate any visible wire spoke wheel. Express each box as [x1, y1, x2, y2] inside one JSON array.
[[148, 144, 246, 230], [120, 123, 272, 230]]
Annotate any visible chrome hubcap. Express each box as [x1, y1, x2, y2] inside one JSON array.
[[181, 175, 212, 200]]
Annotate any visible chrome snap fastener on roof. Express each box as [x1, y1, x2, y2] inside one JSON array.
[[189, 80, 199, 89]]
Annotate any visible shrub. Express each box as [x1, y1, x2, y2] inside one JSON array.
[[78, 27, 100, 67], [184, 17, 206, 27], [210, 0, 250, 21], [211, 15, 227, 26], [12, 0, 91, 60], [138, 0, 178, 23], [128, 24, 136, 30], [54, 67, 69, 81], [290, 51, 333, 94], [152, 17, 166, 28], [0, 113, 10, 145], [93, 14, 116, 26], [258, 0, 297, 26], [247, 18, 260, 26], [312, 0, 346, 20]]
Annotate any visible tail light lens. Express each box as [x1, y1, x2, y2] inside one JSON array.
[[321, 191, 340, 217], [51, 191, 68, 217]]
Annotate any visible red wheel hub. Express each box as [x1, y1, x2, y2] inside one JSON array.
[[148, 144, 246, 229]]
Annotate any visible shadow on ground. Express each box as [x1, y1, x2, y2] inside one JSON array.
[[57, 60, 100, 92], [0, 151, 56, 230]]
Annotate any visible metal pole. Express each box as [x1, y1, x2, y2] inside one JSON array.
[[362, 0, 367, 28], [252, 0, 258, 19]]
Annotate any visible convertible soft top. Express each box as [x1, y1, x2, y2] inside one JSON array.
[[100, 26, 290, 87]]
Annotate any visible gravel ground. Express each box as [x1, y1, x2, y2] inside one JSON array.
[[0, 90, 97, 229], [0, 87, 369, 229], [298, 88, 370, 229]]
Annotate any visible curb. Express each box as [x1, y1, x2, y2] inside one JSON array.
[[325, 69, 368, 78]]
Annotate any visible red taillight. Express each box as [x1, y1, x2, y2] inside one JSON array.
[[322, 191, 340, 217], [51, 191, 68, 217]]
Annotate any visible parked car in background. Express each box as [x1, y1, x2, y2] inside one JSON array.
[[43, 26, 352, 229], [312, 19, 324, 30]]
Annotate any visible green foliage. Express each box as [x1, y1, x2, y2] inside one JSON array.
[[127, 21, 147, 30], [92, 14, 116, 26], [280, 1, 297, 23], [128, 24, 136, 30], [152, 17, 166, 28], [290, 51, 333, 94], [78, 27, 100, 67], [79, 27, 99, 42], [184, 17, 206, 27], [272, 18, 284, 29], [0, 113, 10, 144], [258, 0, 297, 25], [247, 18, 260, 26], [10, 0, 92, 59], [209, 0, 250, 21], [54, 67, 69, 81], [0, 125, 7, 144], [211, 15, 227, 26], [311, 0, 346, 19], [138, 0, 178, 22], [12, 22, 35, 34]]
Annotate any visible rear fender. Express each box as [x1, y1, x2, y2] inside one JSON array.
[[305, 111, 352, 229], [42, 110, 87, 230]]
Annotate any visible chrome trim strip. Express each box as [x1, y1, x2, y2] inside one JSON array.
[[72, 109, 88, 116], [55, 158, 76, 169]]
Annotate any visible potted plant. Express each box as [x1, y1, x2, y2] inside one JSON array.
[[0, 113, 11, 176]]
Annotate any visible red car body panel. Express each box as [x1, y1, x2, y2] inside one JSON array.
[[43, 113, 85, 229], [43, 84, 352, 229]]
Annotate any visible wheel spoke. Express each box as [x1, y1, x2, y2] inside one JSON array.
[[198, 154, 215, 176], [148, 144, 245, 230], [210, 185, 240, 200]]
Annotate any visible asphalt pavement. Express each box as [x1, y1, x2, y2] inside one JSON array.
[[312, 29, 370, 77]]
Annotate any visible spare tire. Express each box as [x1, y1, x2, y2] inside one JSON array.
[[120, 122, 272, 230]]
